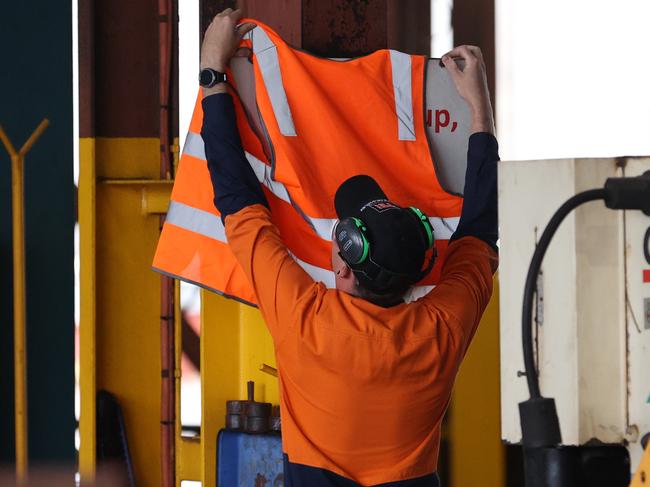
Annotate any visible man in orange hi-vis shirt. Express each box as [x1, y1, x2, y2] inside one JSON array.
[[199, 9, 498, 487]]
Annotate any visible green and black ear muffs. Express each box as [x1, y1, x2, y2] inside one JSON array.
[[334, 207, 437, 293], [334, 207, 435, 266], [334, 217, 370, 265]]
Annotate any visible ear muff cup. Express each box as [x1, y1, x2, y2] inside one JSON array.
[[335, 217, 369, 265]]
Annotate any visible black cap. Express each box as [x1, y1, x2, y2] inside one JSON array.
[[334, 175, 430, 294]]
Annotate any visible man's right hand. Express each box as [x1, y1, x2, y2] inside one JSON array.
[[200, 8, 256, 96], [442, 46, 495, 135], [201, 8, 256, 72]]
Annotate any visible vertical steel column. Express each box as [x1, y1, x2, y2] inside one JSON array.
[[78, 0, 178, 484]]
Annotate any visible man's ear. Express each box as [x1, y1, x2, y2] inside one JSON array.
[[337, 264, 353, 278]]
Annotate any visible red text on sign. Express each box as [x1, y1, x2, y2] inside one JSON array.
[[426, 109, 458, 133]]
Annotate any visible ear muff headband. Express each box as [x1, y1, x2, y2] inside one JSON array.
[[409, 206, 434, 248], [335, 217, 370, 265]]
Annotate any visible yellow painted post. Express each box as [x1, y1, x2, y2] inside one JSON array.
[[238, 305, 279, 404], [448, 277, 505, 486], [0, 119, 49, 483], [78, 136, 97, 481], [198, 293, 280, 485], [200, 292, 241, 487], [80, 137, 173, 486], [78, 138, 174, 484]]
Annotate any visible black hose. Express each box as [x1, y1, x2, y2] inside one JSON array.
[[521, 188, 606, 399]]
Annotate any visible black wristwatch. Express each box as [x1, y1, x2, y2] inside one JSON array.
[[199, 68, 227, 88]]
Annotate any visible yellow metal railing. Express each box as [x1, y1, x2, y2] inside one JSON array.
[[0, 119, 49, 483]]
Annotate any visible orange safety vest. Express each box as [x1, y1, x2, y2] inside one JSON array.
[[153, 21, 463, 305]]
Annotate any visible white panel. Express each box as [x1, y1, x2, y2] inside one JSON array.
[[623, 158, 650, 470], [498, 157, 639, 447], [499, 158, 580, 443], [572, 159, 627, 444]]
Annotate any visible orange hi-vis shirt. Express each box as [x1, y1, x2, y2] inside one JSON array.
[[225, 204, 498, 485]]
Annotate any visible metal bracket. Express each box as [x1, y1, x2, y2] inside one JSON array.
[[100, 179, 174, 215]]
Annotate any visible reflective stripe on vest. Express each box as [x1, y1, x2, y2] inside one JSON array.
[[164, 200, 433, 303], [247, 27, 297, 136], [166, 199, 335, 288], [182, 131, 459, 240], [166, 200, 226, 242], [389, 50, 416, 141]]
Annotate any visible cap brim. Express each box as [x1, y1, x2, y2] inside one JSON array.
[[334, 175, 388, 219]]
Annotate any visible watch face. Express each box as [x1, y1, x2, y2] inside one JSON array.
[[199, 69, 215, 87]]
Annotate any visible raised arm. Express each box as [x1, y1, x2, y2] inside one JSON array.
[[424, 46, 499, 353], [199, 10, 319, 343], [441, 45, 495, 136], [199, 9, 264, 219], [442, 45, 498, 251]]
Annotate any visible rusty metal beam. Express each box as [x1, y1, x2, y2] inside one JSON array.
[[452, 0, 496, 109], [302, 0, 388, 56], [200, 0, 236, 40], [201, 0, 302, 46], [201, 0, 430, 55], [387, 0, 431, 56]]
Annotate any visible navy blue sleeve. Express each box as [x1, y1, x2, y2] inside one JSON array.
[[450, 132, 499, 252], [201, 93, 268, 222]]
